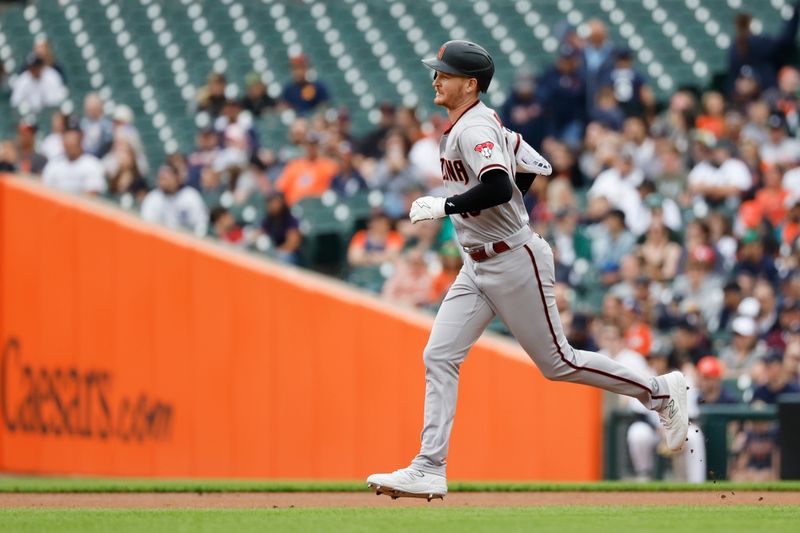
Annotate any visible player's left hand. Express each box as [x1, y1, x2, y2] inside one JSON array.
[[409, 196, 447, 223]]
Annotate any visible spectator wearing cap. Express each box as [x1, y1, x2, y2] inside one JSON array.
[[259, 192, 301, 265], [730, 66, 762, 114], [688, 138, 752, 205], [728, 2, 800, 93], [718, 281, 744, 333], [80, 93, 114, 159], [186, 127, 220, 189], [668, 316, 712, 370], [732, 229, 779, 286], [752, 350, 800, 404], [766, 299, 800, 350], [140, 163, 208, 236], [275, 133, 338, 205], [329, 142, 367, 197], [240, 72, 276, 117], [500, 69, 547, 149], [15, 121, 47, 175], [602, 47, 654, 120], [40, 111, 66, 161], [280, 54, 330, 114], [10, 52, 67, 113], [41, 123, 106, 196], [760, 113, 800, 167], [720, 315, 766, 379], [696, 356, 740, 404], [537, 43, 586, 147], [589, 209, 636, 269], [196, 72, 228, 117]]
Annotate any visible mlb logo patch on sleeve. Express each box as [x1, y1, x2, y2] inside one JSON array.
[[474, 141, 494, 159]]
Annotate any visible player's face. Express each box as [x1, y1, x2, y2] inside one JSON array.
[[431, 71, 471, 108]]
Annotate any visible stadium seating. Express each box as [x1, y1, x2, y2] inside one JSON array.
[[2, 0, 796, 165]]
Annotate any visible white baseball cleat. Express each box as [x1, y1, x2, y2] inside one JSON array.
[[367, 468, 447, 501], [658, 371, 689, 452]]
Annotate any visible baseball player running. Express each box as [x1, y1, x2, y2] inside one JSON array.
[[367, 40, 689, 501]]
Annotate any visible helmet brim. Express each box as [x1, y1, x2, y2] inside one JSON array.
[[421, 57, 468, 78]]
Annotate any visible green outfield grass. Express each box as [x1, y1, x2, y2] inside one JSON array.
[[0, 476, 798, 493], [1, 506, 798, 533]]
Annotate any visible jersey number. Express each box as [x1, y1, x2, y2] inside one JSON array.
[[460, 210, 482, 219]]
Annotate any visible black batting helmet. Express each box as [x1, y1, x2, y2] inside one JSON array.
[[422, 40, 494, 93]]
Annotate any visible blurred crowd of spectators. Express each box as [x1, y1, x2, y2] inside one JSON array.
[[4, 5, 800, 481]]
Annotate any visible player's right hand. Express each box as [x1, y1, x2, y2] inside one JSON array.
[[409, 196, 446, 223]]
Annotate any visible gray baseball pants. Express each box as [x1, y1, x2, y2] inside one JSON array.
[[411, 232, 669, 476]]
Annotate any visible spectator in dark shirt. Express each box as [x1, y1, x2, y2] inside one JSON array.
[[500, 70, 547, 148], [260, 192, 301, 264], [240, 72, 276, 117], [603, 48, 654, 119], [733, 229, 780, 286], [359, 101, 396, 159], [281, 54, 330, 114], [329, 141, 367, 197], [752, 350, 800, 404], [589, 86, 625, 131], [15, 120, 47, 175], [696, 355, 740, 404], [32, 38, 66, 84], [764, 66, 800, 135], [728, 2, 800, 93], [538, 44, 586, 147]]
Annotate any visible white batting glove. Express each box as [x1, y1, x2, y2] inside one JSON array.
[[503, 127, 552, 176], [409, 196, 447, 223]]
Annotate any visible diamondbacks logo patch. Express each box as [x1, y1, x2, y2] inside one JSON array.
[[474, 141, 494, 159]]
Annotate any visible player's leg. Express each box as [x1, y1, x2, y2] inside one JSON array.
[[483, 235, 689, 450], [367, 265, 494, 497]]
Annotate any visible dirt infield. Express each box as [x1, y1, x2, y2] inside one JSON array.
[[1, 491, 799, 508]]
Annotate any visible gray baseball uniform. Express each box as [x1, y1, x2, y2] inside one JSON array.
[[410, 100, 670, 476]]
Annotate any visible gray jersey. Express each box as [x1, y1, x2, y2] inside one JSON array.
[[439, 100, 528, 248]]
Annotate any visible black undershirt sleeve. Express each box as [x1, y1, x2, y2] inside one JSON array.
[[443, 169, 513, 215], [515, 172, 536, 196]]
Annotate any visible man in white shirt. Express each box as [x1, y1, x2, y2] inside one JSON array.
[[588, 151, 645, 230], [760, 113, 800, 166], [10, 53, 67, 114], [41, 127, 106, 195], [688, 140, 752, 203], [140, 163, 208, 236]]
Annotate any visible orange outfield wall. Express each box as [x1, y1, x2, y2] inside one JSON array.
[[0, 176, 602, 480]]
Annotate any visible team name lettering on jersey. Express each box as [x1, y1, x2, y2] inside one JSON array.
[[440, 157, 469, 183]]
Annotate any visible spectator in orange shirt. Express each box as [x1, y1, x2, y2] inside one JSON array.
[[695, 91, 726, 140], [755, 164, 791, 227], [382, 248, 433, 307], [621, 298, 653, 357], [276, 133, 338, 205], [347, 210, 404, 267], [429, 242, 463, 306]]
